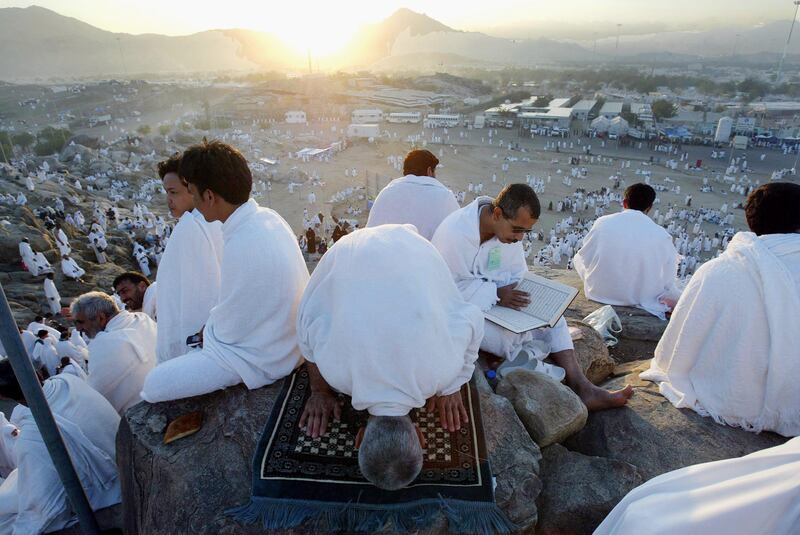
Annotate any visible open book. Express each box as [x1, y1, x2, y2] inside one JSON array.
[[485, 272, 578, 334]]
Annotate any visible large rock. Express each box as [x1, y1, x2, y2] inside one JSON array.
[[497, 369, 587, 448], [564, 362, 789, 480], [567, 319, 615, 385], [118, 373, 542, 534], [536, 444, 644, 535]]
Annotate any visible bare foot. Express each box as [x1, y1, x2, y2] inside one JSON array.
[[576, 383, 634, 412]]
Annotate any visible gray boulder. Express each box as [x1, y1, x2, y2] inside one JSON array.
[[118, 373, 542, 534], [536, 444, 644, 535], [497, 369, 587, 448], [565, 362, 789, 480], [568, 319, 615, 385]]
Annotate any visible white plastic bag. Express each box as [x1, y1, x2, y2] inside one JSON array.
[[582, 305, 622, 347]]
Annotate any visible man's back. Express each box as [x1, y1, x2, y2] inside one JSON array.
[[574, 209, 678, 316], [367, 175, 459, 241]]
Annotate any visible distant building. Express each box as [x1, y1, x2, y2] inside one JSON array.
[[386, 112, 421, 124], [518, 108, 572, 130], [346, 124, 380, 138], [599, 102, 624, 119], [285, 111, 307, 124], [424, 114, 461, 128], [715, 117, 734, 143], [351, 109, 383, 123], [571, 99, 598, 121]]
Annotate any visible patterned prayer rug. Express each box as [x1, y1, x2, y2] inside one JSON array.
[[227, 365, 514, 534]]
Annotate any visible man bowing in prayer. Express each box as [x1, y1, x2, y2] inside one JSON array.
[[141, 140, 309, 402], [641, 182, 800, 436], [296, 224, 484, 490], [154, 153, 223, 363], [432, 184, 633, 411], [366, 149, 459, 241], [72, 291, 156, 414], [573, 183, 681, 318]]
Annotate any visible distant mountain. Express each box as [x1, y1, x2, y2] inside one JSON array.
[[0, 6, 302, 81]]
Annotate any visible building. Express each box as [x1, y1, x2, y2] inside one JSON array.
[[571, 100, 598, 121], [346, 124, 380, 138], [473, 115, 486, 129], [715, 117, 734, 143], [285, 111, 307, 124], [599, 102, 624, 120], [424, 114, 461, 128], [732, 135, 749, 149], [386, 112, 421, 124], [518, 108, 573, 130], [351, 109, 383, 123]]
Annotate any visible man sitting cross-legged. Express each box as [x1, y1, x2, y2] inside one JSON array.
[[141, 140, 309, 402], [432, 184, 632, 411], [642, 182, 800, 436], [296, 224, 484, 490]]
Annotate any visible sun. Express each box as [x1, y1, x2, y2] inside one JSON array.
[[269, 16, 357, 58]]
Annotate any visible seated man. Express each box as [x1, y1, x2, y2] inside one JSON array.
[[573, 183, 681, 318], [296, 225, 484, 490], [141, 140, 309, 402], [0, 361, 120, 534], [113, 271, 157, 320], [31, 329, 59, 377], [60, 254, 85, 281], [366, 149, 459, 240], [642, 182, 800, 436], [71, 291, 156, 414], [432, 184, 632, 411], [154, 153, 223, 363]]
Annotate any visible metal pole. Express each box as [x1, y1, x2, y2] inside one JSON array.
[[0, 284, 101, 535], [777, 1, 800, 83]]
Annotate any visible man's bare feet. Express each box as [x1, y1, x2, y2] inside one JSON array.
[[576, 383, 634, 411]]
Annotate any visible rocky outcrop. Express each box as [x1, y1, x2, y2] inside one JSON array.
[[497, 369, 587, 448], [118, 371, 543, 534], [536, 444, 643, 535], [564, 361, 790, 480], [568, 319, 615, 385]]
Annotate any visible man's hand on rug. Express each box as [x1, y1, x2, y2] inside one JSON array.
[[299, 391, 342, 438], [426, 391, 469, 432]]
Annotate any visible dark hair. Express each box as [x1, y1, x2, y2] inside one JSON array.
[[113, 271, 150, 289], [745, 182, 800, 235], [37, 329, 48, 338], [179, 140, 252, 204], [403, 149, 439, 176], [624, 183, 656, 211], [157, 153, 183, 180], [494, 184, 541, 220], [34, 316, 43, 322], [0, 360, 24, 401]]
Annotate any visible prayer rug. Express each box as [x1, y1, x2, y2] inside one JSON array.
[[227, 364, 514, 534]]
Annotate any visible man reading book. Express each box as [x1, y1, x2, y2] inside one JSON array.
[[432, 184, 633, 411]]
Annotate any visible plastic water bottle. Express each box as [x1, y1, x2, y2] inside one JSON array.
[[485, 370, 498, 390]]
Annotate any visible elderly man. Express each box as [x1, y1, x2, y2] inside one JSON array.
[[432, 184, 633, 411], [642, 182, 800, 436], [0, 360, 120, 534], [297, 225, 484, 490], [141, 140, 308, 402], [574, 183, 681, 318], [366, 149, 459, 240], [71, 291, 156, 414], [154, 153, 223, 363], [113, 271, 157, 320]]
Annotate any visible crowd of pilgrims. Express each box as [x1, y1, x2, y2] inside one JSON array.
[[0, 141, 798, 534]]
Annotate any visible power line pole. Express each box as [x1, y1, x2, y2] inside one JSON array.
[[776, 0, 800, 83]]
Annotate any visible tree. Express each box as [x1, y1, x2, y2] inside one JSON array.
[[34, 126, 71, 156], [11, 132, 35, 150], [136, 124, 151, 136], [652, 99, 677, 120], [158, 124, 171, 136], [738, 77, 769, 100]]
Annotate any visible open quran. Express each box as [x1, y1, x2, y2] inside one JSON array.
[[485, 272, 579, 334]]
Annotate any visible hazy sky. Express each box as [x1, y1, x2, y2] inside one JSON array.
[[0, 1, 794, 52]]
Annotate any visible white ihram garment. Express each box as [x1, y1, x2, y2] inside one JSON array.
[[366, 174, 460, 241], [141, 282, 157, 321], [432, 197, 573, 361], [641, 232, 800, 437], [88, 311, 156, 414], [60, 258, 84, 279], [141, 199, 309, 402], [593, 436, 800, 535], [298, 225, 484, 416], [155, 209, 223, 363], [43, 278, 61, 315], [573, 209, 680, 319]]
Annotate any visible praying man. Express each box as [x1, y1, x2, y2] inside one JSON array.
[[296, 225, 484, 490], [432, 184, 633, 411], [574, 183, 682, 318]]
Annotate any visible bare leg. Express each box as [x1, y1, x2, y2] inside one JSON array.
[[550, 349, 633, 411]]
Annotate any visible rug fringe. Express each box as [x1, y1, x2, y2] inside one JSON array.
[[226, 496, 516, 534]]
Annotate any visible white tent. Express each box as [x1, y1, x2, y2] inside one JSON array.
[[608, 116, 630, 136], [591, 116, 611, 133]]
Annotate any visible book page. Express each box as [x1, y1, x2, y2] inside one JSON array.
[[515, 276, 576, 325], [484, 272, 578, 333]]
